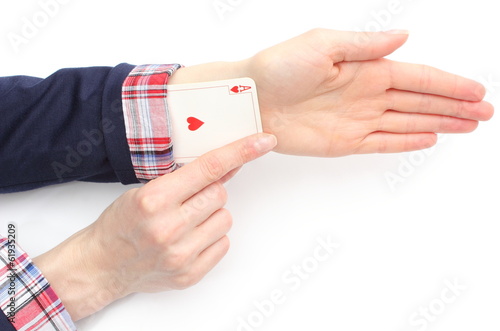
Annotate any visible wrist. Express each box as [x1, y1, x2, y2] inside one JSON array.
[[32, 225, 126, 321], [168, 60, 250, 85]]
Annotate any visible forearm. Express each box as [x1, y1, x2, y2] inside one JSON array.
[[32, 224, 126, 321]]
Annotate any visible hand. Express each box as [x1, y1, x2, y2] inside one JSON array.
[[169, 29, 494, 157], [245, 29, 494, 156], [33, 133, 277, 321]]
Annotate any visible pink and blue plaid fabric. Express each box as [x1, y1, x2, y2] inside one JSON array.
[[0, 237, 76, 331], [122, 64, 182, 181]]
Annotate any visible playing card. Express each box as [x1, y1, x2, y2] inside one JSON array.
[[167, 77, 263, 163]]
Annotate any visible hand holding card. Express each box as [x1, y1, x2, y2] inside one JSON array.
[[167, 78, 263, 163]]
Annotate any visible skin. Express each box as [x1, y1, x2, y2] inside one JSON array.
[[33, 29, 494, 321], [169, 29, 493, 156], [33, 133, 277, 320]]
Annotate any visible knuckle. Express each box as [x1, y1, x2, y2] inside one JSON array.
[[386, 89, 396, 110], [165, 247, 192, 271], [218, 235, 231, 253], [236, 141, 254, 163], [216, 183, 228, 202], [454, 100, 468, 118], [217, 209, 233, 230], [134, 188, 160, 216], [386, 60, 397, 89], [185, 183, 227, 215], [147, 217, 187, 248], [146, 223, 174, 247], [450, 74, 460, 99], [375, 115, 385, 132], [419, 65, 432, 91], [149, 228, 166, 247], [217, 190, 229, 207], [198, 154, 225, 183], [171, 273, 200, 290], [189, 194, 211, 212], [330, 44, 348, 62], [162, 222, 186, 245], [205, 182, 228, 203], [179, 202, 197, 223]]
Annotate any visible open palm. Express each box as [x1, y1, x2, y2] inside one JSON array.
[[247, 29, 493, 157]]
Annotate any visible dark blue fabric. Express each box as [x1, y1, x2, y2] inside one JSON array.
[[0, 64, 140, 193], [0, 309, 16, 331]]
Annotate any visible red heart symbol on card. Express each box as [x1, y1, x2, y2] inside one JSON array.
[[187, 117, 204, 131], [231, 85, 252, 94]]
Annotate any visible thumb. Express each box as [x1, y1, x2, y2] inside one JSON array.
[[322, 29, 409, 63], [160, 133, 277, 202]]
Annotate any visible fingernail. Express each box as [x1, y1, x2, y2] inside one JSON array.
[[385, 29, 410, 35], [254, 134, 277, 153]]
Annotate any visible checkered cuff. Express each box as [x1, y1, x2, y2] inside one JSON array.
[[0, 236, 77, 331], [122, 64, 183, 182]]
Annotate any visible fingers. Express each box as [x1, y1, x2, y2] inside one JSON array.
[[219, 166, 243, 184], [357, 132, 438, 154], [167, 209, 232, 290], [195, 235, 231, 278], [377, 110, 479, 134], [314, 29, 409, 63], [181, 182, 227, 227], [179, 166, 243, 228], [386, 89, 494, 121], [176, 235, 231, 289], [388, 61, 486, 101], [193, 208, 233, 254], [164, 133, 277, 203]]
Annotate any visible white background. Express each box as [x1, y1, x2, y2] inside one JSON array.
[[0, 0, 499, 330]]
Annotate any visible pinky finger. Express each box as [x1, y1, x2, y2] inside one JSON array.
[[356, 132, 438, 154]]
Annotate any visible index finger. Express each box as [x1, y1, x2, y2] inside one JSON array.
[[389, 61, 486, 102], [166, 133, 277, 203]]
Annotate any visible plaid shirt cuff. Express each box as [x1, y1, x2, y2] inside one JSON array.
[[122, 64, 183, 182], [0, 236, 77, 331]]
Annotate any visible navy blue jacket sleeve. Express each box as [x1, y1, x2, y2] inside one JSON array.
[[0, 64, 140, 193], [0, 309, 16, 331]]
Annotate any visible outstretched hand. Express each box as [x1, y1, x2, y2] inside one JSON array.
[[245, 29, 494, 156], [169, 29, 494, 157]]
